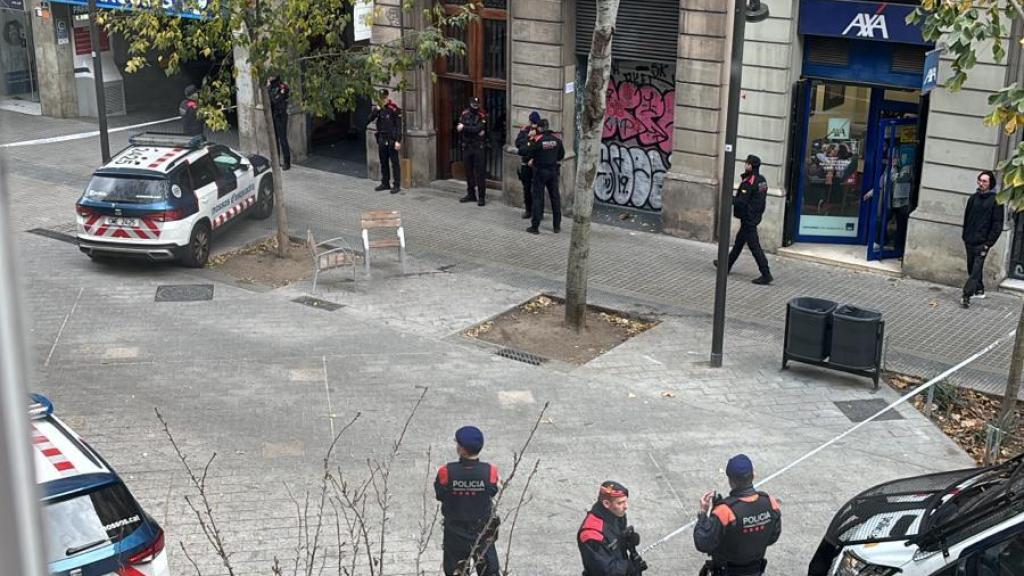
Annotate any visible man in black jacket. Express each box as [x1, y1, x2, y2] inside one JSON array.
[[525, 119, 565, 234], [962, 170, 1005, 308], [178, 85, 203, 137], [514, 111, 541, 219], [577, 481, 647, 576], [267, 76, 291, 170], [718, 154, 772, 285], [457, 97, 488, 206], [435, 426, 500, 576], [368, 89, 403, 194], [694, 455, 781, 576]]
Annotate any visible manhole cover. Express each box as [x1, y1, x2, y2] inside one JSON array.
[[833, 399, 904, 423], [27, 228, 77, 244], [292, 296, 344, 311], [495, 348, 547, 366], [155, 284, 215, 302]]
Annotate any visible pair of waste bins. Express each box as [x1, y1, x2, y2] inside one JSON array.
[[783, 297, 884, 389]]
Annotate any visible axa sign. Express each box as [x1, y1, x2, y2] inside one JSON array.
[[842, 12, 889, 40]]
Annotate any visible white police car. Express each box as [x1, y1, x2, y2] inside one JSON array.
[[29, 393, 169, 576], [76, 132, 273, 267], [812, 453, 1024, 575]]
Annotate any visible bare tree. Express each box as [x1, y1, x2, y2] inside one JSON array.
[[564, 0, 621, 331]]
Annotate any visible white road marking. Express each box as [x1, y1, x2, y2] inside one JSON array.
[[44, 287, 83, 367]]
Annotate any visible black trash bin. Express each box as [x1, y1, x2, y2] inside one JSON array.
[[785, 297, 838, 361], [830, 305, 883, 369]]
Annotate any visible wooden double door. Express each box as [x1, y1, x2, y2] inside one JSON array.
[[436, 1, 508, 185]]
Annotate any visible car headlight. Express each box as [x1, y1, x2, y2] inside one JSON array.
[[834, 551, 901, 576]]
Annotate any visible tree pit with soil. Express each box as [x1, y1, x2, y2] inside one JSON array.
[[464, 295, 658, 365], [208, 236, 316, 288]]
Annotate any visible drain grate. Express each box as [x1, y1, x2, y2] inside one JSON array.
[[155, 284, 215, 302], [833, 399, 904, 423], [292, 296, 344, 311], [495, 348, 547, 366], [27, 228, 77, 244]]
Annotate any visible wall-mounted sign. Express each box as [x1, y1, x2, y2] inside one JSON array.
[[798, 0, 930, 46], [0, 0, 26, 11], [922, 48, 943, 93], [353, 0, 372, 42], [827, 118, 850, 140], [48, 0, 207, 20], [56, 19, 69, 44]]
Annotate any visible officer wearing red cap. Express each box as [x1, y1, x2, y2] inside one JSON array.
[[434, 426, 500, 576], [577, 481, 648, 576], [694, 455, 781, 576]]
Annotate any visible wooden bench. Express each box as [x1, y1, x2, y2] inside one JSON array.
[[360, 210, 406, 275], [307, 229, 357, 291]]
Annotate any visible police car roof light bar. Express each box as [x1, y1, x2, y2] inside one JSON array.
[[128, 132, 206, 150], [27, 393, 53, 420]]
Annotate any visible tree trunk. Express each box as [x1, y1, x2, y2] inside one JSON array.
[[564, 0, 620, 332], [998, 297, 1024, 429], [256, 73, 290, 258]]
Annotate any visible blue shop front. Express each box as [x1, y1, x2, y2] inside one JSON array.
[[785, 0, 934, 262]]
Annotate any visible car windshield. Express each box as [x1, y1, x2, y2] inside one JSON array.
[[84, 175, 169, 204], [43, 482, 144, 563]]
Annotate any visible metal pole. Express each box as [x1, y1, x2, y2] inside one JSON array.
[[710, 0, 747, 368], [0, 104, 49, 576], [88, 0, 110, 163]]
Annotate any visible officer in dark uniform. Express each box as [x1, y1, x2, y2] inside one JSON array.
[[514, 111, 542, 219], [368, 89, 403, 194], [434, 426, 500, 576], [525, 119, 564, 235], [178, 85, 203, 137], [267, 76, 291, 170], [716, 154, 773, 285], [694, 455, 781, 576], [457, 97, 488, 206], [577, 481, 647, 576]]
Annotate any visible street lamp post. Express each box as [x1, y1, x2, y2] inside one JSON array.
[[710, 0, 769, 368], [88, 0, 111, 163]]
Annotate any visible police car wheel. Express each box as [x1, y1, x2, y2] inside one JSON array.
[[182, 222, 211, 268], [251, 177, 274, 220]]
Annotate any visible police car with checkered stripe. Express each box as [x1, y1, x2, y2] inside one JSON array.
[[29, 393, 169, 576], [76, 132, 273, 267]]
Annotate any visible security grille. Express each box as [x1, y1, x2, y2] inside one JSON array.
[[891, 44, 926, 74], [806, 37, 850, 67], [576, 0, 679, 63]]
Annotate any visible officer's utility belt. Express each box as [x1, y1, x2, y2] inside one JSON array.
[[699, 559, 766, 576]]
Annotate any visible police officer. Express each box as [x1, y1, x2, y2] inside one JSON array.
[[514, 111, 542, 219], [434, 426, 500, 576], [457, 96, 488, 206], [179, 85, 203, 137], [716, 154, 773, 285], [525, 119, 564, 235], [368, 89, 403, 194], [694, 455, 781, 576], [577, 481, 647, 576], [267, 76, 291, 170]]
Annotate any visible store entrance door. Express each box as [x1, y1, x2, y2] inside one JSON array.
[[866, 118, 918, 261]]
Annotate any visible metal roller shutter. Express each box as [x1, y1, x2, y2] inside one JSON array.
[[576, 0, 679, 64]]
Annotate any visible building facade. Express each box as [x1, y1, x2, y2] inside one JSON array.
[[362, 0, 1023, 289]]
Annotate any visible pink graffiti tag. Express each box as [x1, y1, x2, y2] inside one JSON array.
[[603, 79, 674, 154]]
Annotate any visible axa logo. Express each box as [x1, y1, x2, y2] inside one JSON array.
[[924, 67, 938, 85], [843, 12, 889, 39]]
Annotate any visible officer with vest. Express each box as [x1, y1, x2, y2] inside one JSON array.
[[694, 455, 781, 576], [715, 154, 773, 285], [368, 89, 403, 194], [179, 85, 203, 137], [577, 481, 648, 576], [434, 426, 500, 576], [525, 119, 565, 235], [457, 97, 488, 206], [267, 76, 291, 170], [514, 111, 542, 219]]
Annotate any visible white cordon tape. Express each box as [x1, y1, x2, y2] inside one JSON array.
[[640, 329, 1018, 555], [0, 116, 180, 149]]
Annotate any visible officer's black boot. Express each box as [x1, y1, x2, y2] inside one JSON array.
[[752, 273, 774, 285], [459, 193, 476, 203], [375, 183, 390, 191]]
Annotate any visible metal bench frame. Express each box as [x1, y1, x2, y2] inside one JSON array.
[[307, 228, 357, 291]]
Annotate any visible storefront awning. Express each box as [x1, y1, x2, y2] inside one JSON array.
[[47, 0, 206, 20], [799, 0, 930, 46]]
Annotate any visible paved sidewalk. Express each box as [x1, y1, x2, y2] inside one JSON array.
[[3, 108, 1020, 397]]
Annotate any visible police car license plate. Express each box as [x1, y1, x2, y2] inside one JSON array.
[[105, 216, 139, 227]]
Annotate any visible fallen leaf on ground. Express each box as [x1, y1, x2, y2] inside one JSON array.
[[661, 391, 675, 398]]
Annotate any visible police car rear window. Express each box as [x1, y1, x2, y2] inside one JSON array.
[[43, 482, 144, 563], [85, 175, 169, 204]]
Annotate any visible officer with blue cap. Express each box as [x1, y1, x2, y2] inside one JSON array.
[[693, 455, 781, 576], [434, 425, 501, 576]]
